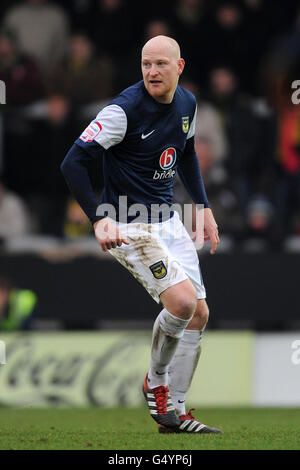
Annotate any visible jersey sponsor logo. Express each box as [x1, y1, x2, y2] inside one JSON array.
[[182, 116, 189, 134], [159, 148, 176, 170], [141, 129, 155, 139], [153, 148, 177, 180], [149, 261, 167, 279], [153, 168, 176, 180], [79, 121, 102, 142]]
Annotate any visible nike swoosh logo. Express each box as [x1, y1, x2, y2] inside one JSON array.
[[141, 130, 155, 139], [178, 400, 185, 403], [155, 371, 165, 375]]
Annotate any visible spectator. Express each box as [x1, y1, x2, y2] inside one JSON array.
[[91, 0, 133, 60], [64, 198, 92, 239], [0, 0, 298, 248], [144, 19, 171, 41], [180, 78, 228, 184], [0, 276, 36, 330], [0, 178, 34, 239], [2, 0, 70, 73], [201, 1, 259, 93], [274, 101, 300, 238], [173, 78, 241, 237], [58, 0, 94, 32], [47, 33, 113, 106], [243, 195, 278, 249], [0, 26, 44, 105], [171, 0, 207, 83], [259, 8, 300, 241], [203, 65, 283, 241], [207, 66, 264, 211], [26, 94, 80, 236], [174, 0, 205, 25], [261, 7, 300, 108]]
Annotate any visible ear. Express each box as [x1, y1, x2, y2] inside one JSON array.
[[178, 58, 185, 76]]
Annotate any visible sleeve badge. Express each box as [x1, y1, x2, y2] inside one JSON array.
[[182, 116, 189, 134]]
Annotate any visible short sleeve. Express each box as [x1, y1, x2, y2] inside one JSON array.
[[78, 104, 127, 149]]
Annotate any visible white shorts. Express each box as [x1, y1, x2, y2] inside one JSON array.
[[108, 212, 206, 303]]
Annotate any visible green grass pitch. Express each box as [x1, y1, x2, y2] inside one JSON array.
[[0, 407, 300, 450]]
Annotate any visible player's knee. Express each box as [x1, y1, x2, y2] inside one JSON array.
[[192, 301, 209, 329], [199, 302, 209, 325], [170, 295, 197, 320], [161, 280, 198, 320]]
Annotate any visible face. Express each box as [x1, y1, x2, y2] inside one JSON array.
[[142, 43, 184, 104], [70, 35, 92, 62], [0, 37, 15, 57], [210, 68, 236, 97], [145, 21, 170, 41], [194, 139, 213, 173], [217, 6, 241, 29], [47, 95, 69, 124]]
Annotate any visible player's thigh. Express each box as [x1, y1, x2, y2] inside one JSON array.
[[163, 214, 206, 299], [109, 225, 188, 304]]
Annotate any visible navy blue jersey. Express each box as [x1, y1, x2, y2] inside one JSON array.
[[61, 80, 209, 224]]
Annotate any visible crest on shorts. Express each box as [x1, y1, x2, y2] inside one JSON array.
[[149, 261, 167, 279], [182, 116, 189, 134]]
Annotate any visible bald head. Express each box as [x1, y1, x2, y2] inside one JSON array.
[[141, 35, 184, 104], [142, 35, 181, 60]]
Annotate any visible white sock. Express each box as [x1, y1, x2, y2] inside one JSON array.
[[168, 329, 203, 415], [148, 309, 192, 389]]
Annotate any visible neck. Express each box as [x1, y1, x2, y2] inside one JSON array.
[[149, 86, 177, 104], [155, 92, 174, 104]]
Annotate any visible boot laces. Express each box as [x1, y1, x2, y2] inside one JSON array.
[[153, 386, 169, 415], [182, 408, 196, 420]]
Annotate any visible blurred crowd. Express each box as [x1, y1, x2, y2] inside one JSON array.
[[0, 0, 300, 251]]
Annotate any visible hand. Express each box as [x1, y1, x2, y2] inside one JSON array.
[[203, 208, 220, 255], [93, 218, 130, 252]]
